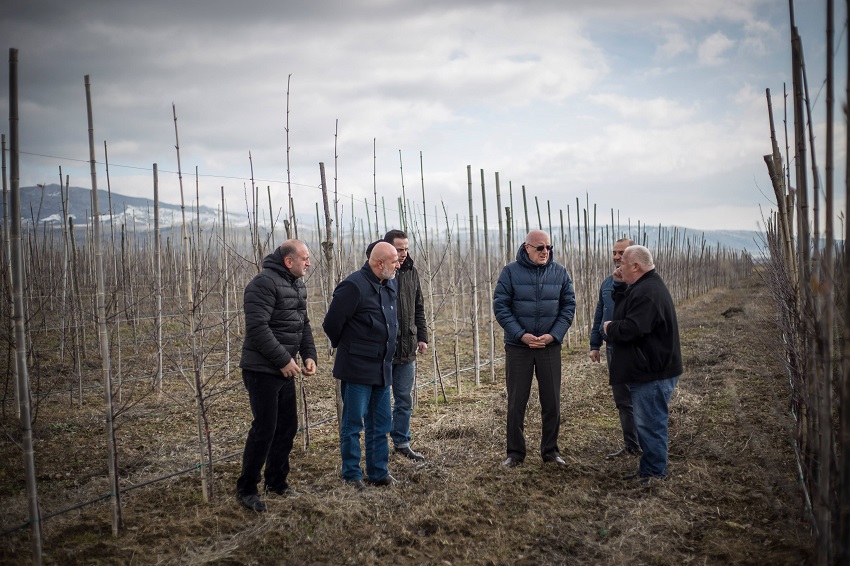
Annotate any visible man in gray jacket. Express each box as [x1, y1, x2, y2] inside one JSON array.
[[236, 240, 317, 512]]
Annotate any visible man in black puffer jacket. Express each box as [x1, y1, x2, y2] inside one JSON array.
[[236, 240, 317, 512]]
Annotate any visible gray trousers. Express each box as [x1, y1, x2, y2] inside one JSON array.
[[606, 345, 640, 450]]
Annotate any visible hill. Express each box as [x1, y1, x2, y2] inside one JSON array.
[[2, 184, 764, 254]]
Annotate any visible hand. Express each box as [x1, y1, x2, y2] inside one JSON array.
[[417, 341, 428, 354], [538, 334, 554, 346], [589, 350, 601, 363], [301, 358, 317, 376], [521, 333, 546, 349], [612, 267, 624, 283], [280, 358, 300, 378]]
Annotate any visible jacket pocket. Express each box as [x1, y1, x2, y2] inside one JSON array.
[[349, 340, 382, 358]]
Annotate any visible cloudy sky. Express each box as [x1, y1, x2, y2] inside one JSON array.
[[1, 0, 845, 233]]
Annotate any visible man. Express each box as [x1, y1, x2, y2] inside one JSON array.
[[236, 240, 318, 512], [323, 241, 400, 489], [589, 238, 640, 458], [382, 229, 428, 462], [604, 245, 682, 484], [493, 230, 576, 468]]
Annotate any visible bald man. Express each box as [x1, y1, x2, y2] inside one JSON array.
[[493, 230, 576, 468], [323, 241, 401, 489], [604, 245, 682, 484]]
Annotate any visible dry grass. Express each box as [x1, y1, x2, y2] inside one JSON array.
[[0, 274, 812, 565]]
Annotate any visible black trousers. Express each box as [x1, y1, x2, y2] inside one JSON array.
[[606, 345, 640, 450], [236, 369, 298, 496], [505, 343, 562, 460]]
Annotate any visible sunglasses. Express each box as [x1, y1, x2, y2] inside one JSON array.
[[525, 244, 553, 252]]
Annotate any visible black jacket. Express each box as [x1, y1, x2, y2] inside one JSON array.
[[239, 247, 317, 376], [394, 256, 428, 363], [605, 270, 682, 385], [323, 263, 398, 386]]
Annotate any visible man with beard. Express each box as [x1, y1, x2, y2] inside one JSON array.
[[323, 241, 401, 489], [589, 238, 640, 458], [236, 240, 317, 512]]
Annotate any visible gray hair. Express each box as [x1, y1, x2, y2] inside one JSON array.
[[625, 245, 655, 270]]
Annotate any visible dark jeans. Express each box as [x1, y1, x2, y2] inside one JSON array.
[[505, 343, 562, 460], [236, 369, 298, 496], [606, 345, 640, 450]]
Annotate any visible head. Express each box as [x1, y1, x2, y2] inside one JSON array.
[[523, 230, 552, 266], [280, 239, 310, 278], [384, 229, 409, 265], [612, 238, 634, 268], [619, 245, 655, 285], [369, 241, 400, 281]]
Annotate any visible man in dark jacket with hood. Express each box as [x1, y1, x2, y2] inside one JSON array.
[[493, 230, 576, 468], [236, 240, 317, 512], [381, 229, 428, 461], [323, 242, 400, 489], [604, 245, 682, 484]]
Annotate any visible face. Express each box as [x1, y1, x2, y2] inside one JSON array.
[[524, 236, 552, 266], [392, 237, 410, 264], [612, 241, 630, 267], [619, 250, 641, 285], [379, 251, 401, 280], [285, 245, 310, 278]]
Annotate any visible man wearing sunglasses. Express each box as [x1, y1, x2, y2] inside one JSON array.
[[493, 230, 576, 468]]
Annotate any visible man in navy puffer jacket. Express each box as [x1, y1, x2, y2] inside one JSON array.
[[493, 230, 576, 468]]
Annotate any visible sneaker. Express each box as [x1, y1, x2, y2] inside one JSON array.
[[395, 446, 425, 461], [237, 493, 266, 512]]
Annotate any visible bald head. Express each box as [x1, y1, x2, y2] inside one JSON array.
[[620, 245, 655, 284], [523, 230, 552, 266], [369, 241, 400, 281]]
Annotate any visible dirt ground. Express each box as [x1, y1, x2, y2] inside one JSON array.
[[0, 273, 813, 565]]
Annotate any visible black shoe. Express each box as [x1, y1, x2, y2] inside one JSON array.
[[607, 446, 642, 459], [237, 493, 266, 512], [542, 452, 567, 466], [265, 485, 301, 498], [622, 471, 640, 480], [366, 474, 398, 487], [344, 478, 366, 491], [502, 457, 523, 468], [395, 446, 425, 461], [636, 475, 666, 486]]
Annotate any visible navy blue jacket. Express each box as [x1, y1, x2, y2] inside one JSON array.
[[323, 263, 398, 386], [605, 270, 683, 385], [589, 275, 627, 351], [493, 245, 576, 346], [240, 247, 316, 376]]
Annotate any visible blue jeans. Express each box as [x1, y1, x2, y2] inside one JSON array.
[[390, 362, 415, 448], [630, 376, 679, 478], [339, 382, 391, 481]]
